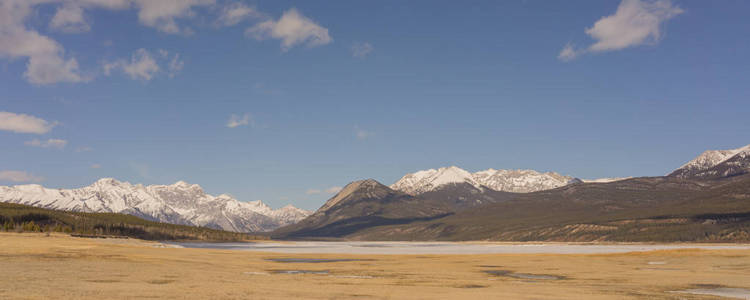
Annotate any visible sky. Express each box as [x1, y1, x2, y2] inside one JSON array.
[[1, 0, 749, 210]]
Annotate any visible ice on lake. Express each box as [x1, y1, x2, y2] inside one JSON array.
[[165, 241, 750, 255]]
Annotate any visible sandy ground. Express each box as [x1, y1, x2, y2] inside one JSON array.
[[1, 233, 749, 299]]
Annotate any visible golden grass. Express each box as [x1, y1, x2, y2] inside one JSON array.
[[1, 233, 748, 299]]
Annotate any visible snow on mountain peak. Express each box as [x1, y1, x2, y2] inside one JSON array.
[[0, 178, 311, 232], [390, 166, 482, 195], [391, 166, 579, 195], [670, 144, 750, 177]]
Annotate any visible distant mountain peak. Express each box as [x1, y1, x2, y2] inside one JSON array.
[[318, 179, 392, 213], [391, 166, 579, 195], [390, 166, 481, 195], [669, 144, 750, 178]]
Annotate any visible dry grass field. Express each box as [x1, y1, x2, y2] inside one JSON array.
[[1, 233, 749, 299]]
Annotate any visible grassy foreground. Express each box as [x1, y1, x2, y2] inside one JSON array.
[[1, 233, 749, 299]]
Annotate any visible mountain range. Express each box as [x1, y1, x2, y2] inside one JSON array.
[[274, 144, 750, 242], [0, 167, 613, 233], [390, 166, 583, 194], [0, 178, 310, 232], [2, 143, 748, 238]]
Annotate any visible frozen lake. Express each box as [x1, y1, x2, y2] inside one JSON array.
[[165, 241, 750, 255]]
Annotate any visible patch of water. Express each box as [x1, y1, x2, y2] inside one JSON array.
[[168, 241, 750, 255], [483, 270, 564, 280], [330, 275, 374, 279], [242, 271, 269, 275]]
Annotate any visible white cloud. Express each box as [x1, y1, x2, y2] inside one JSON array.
[[559, 0, 683, 61], [50, 3, 90, 33], [133, 0, 215, 35], [307, 186, 343, 195], [104, 48, 184, 80], [25, 138, 68, 149], [246, 8, 332, 51], [0, 0, 89, 85], [90, 163, 101, 169], [120, 48, 159, 80], [0, 170, 43, 183], [0, 111, 57, 134], [226, 113, 251, 128], [167, 53, 185, 78], [217, 2, 260, 26], [557, 43, 581, 62], [351, 42, 373, 58], [325, 186, 342, 194]]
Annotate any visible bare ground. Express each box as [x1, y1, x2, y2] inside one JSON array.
[[1, 233, 749, 299]]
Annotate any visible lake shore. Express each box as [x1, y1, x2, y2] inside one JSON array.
[[1, 232, 749, 299]]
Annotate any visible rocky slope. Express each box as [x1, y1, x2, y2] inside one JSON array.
[[0, 178, 310, 232]]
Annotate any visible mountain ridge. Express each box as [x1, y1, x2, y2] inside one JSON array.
[[0, 178, 311, 232], [669, 144, 750, 178], [390, 166, 586, 195]]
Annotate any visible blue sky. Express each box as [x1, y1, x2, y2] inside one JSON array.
[[1, 0, 749, 210]]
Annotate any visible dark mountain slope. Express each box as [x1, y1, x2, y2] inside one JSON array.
[[349, 175, 750, 242], [272, 179, 453, 239], [279, 174, 750, 242]]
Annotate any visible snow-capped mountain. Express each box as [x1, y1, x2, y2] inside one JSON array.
[[390, 166, 482, 195], [0, 178, 311, 232], [669, 144, 750, 178], [390, 166, 580, 195]]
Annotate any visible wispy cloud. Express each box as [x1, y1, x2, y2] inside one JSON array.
[[90, 163, 102, 169], [557, 43, 580, 62], [0, 112, 57, 134], [132, 0, 216, 35], [25, 138, 68, 149], [355, 126, 370, 140], [559, 0, 683, 61], [246, 8, 332, 51], [130, 162, 152, 180], [226, 113, 252, 128], [76, 146, 93, 153], [306, 186, 342, 195], [351, 42, 373, 58], [217, 2, 261, 26], [325, 186, 342, 194], [104, 48, 185, 80], [0, 170, 43, 183], [305, 189, 322, 195]]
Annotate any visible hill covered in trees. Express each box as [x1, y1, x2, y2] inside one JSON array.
[[0, 202, 267, 241]]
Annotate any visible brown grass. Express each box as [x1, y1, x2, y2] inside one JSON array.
[[1, 232, 749, 299]]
